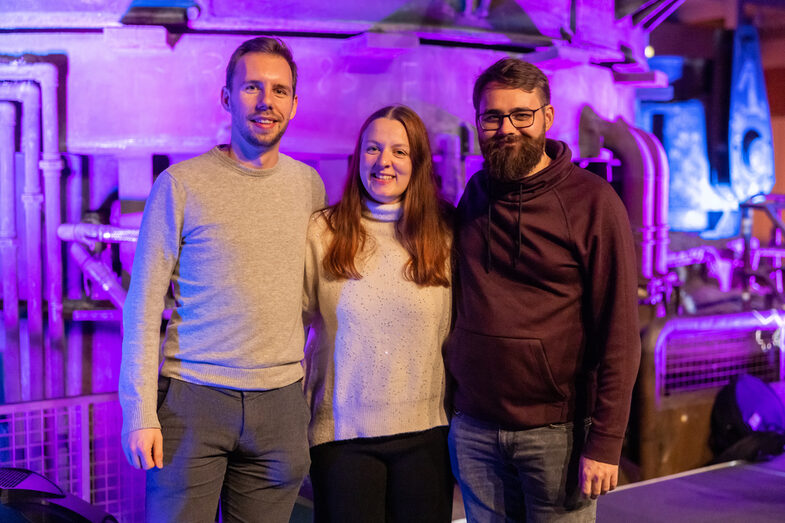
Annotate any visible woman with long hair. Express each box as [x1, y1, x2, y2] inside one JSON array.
[[303, 105, 453, 522]]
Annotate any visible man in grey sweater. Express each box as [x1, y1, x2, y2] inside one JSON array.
[[119, 37, 326, 522]]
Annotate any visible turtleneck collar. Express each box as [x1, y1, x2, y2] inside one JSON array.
[[363, 199, 403, 222]]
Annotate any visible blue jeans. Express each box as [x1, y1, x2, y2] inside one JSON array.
[[448, 411, 595, 523], [145, 378, 311, 523]]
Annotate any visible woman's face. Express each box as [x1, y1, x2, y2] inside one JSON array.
[[359, 118, 413, 204]]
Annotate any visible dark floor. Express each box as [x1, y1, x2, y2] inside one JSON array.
[[597, 454, 785, 522]]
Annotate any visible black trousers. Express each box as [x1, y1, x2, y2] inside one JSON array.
[[309, 426, 454, 523]]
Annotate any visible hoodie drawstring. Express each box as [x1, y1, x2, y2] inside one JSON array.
[[486, 177, 525, 271], [485, 176, 492, 273], [514, 184, 522, 268]]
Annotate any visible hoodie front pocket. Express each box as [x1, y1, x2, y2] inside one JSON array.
[[447, 328, 567, 409]]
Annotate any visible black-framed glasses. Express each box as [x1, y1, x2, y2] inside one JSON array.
[[477, 105, 548, 131]]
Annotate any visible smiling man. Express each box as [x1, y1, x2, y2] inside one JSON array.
[[446, 58, 641, 522], [119, 37, 325, 522]]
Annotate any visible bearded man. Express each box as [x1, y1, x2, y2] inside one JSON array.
[[119, 37, 325, 522], [445, 58, 641, 522]]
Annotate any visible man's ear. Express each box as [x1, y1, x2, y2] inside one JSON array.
[[289, 94, 298, 120], [543, 104, 554, 132], [220, 86, 230, 112]]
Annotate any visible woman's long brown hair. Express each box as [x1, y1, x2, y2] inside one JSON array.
[[323, 105, 451, 287]]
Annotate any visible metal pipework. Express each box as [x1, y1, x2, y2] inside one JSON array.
[[0, 81, 43, 401], [68, 243, 127, 310], [58, 223, 139, 250], [64, 156, 84, 301], [666, 246, 734, 292], [629, 126, 670, 277], [0, 61, 65, 396], [0, 101, 17, 323], [63, 157, 84, 398], [579, 106, 670, 279], [0, 101, 21, 402]]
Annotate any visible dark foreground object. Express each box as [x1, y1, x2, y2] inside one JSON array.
[[0, 467, 118, 522]]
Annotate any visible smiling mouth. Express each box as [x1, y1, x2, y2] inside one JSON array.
[[250, 115, 278, 126], [372, 173, 396, 181]]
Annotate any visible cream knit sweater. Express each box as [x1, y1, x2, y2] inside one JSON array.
[[302, 200, 451, 447]]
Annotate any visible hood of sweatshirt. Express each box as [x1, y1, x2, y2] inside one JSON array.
[[480, 139, 574, 271]]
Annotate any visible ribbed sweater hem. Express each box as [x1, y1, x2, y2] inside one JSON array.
[[309, 398, 449, 448], [162, 360, 304, 391]]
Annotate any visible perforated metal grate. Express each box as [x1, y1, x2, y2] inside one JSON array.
[[662, 329, 783, 395], [0, 398, 86, 498], [91, 399, 145, 522], [0, 393, 145, 522], [0, 467, 31, 488]]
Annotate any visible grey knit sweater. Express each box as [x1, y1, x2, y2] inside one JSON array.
[[120, 146, 326, 435], [302, 200, 451, 448]]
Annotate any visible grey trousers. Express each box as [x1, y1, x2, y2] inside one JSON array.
[[145, 378, 311, 523]]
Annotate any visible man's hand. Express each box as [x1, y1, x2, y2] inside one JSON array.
[[122, 428, 164, 470], [579, 455, 618, 499]]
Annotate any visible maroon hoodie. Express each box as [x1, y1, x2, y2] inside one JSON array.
[[445, 139, 641, 465]]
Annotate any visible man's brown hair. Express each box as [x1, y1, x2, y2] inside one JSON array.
[[225, 36, 298, 93], [473, 58, 551, 114]]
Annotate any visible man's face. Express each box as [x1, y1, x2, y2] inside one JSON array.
[[221, 52, 298, 154], [477, 83, 553, 181]]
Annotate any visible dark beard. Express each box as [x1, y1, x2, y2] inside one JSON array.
[[480, 132, 546, 182]]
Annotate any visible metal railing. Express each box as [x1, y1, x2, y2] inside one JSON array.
[[0, 392, 145, 521]]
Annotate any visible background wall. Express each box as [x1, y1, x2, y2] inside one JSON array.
[[0, 0, 661, 402], [1, 3, 785, 517]]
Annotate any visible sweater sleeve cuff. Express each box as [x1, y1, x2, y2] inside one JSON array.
[[583, 430, 624, 465], [121, 407, 161, 436]]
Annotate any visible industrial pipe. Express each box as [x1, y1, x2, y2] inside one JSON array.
[[0, 101, 17, 326], [68, 243, 127, 310], [629, 127, 670, 277], [626, 126, 656, 279], [63, 157, 83, 397], [0, 101, 21, 402], [0, 61, 65, 398], [0, 62, 64, 386], [0, 81, 43, 401], [58, 223, 139, 249], [579, 106, 671, 279], [666, 245, 733, 292], [64, 157, 84, 301]]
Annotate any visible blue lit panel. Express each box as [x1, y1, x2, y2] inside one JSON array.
[[647, 55, 684, 84], [639, 100, 736, 234], [728, 25, 775, 202]]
